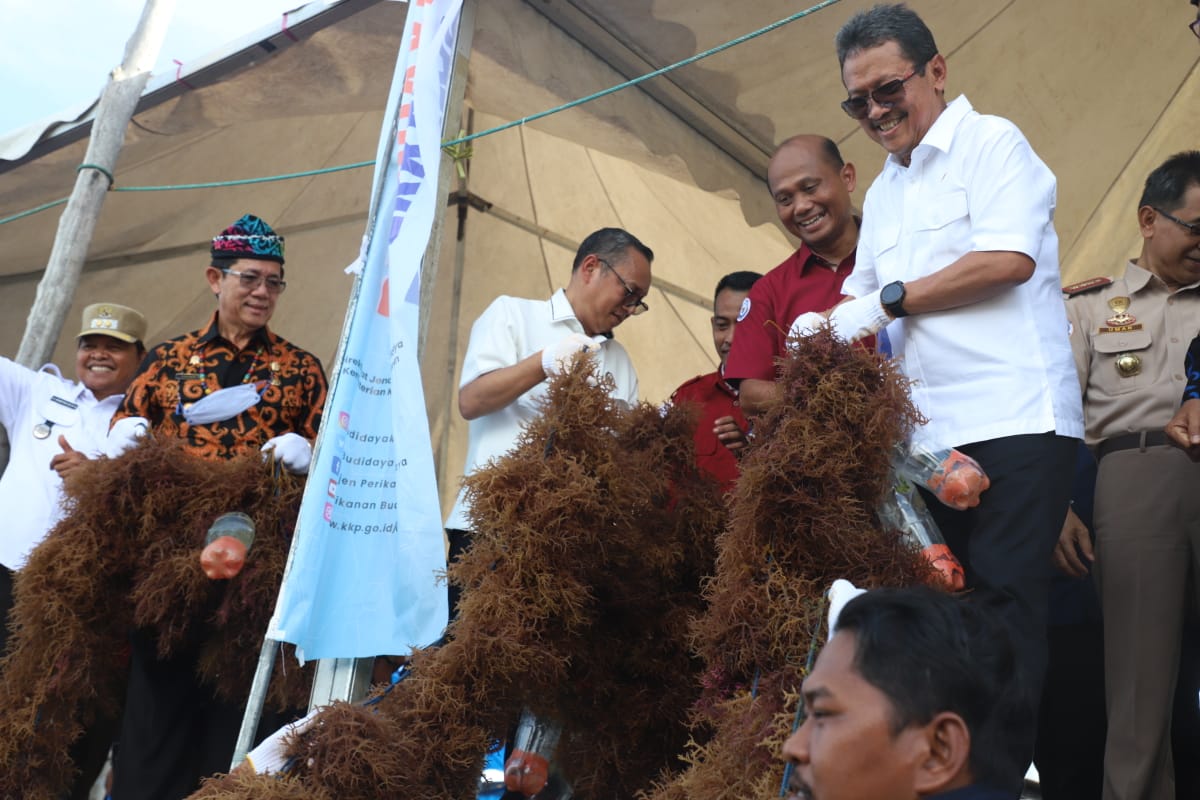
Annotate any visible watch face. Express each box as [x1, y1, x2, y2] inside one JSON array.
[[881, 282, 904, 305]]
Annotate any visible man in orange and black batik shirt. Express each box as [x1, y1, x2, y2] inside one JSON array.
[[108, 213, 328, 800]]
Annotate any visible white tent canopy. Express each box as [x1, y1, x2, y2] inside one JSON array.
[[1, 0, 1197, 511]]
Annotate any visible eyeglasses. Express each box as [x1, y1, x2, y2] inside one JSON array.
[[840, 64, 925, 120], [598, 258, 649, 315], [222, 268, 287, 294], [1152, 207, 1200, 237]]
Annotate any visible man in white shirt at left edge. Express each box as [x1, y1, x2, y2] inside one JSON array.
[[0, 301, 147, 652]]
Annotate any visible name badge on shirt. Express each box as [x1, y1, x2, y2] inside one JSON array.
[[50, 396, 78, 410]]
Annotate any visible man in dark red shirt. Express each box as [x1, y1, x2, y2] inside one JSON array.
[[671, 270, 762, 490], [724, 135, 863, 415]]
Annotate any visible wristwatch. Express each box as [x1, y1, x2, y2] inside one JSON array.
[[880, 280, 908, 318]]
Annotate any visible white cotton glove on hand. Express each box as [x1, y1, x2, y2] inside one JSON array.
[[541, 333, 606, 377], [261, 433, 313, 475], [788, 311, 827, 340], [105, 417, 149, 459], [826, 579, 866, 642], [828, 291, 892, 344]]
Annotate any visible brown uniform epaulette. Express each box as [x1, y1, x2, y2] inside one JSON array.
[[1062, 277, 1113, 296]]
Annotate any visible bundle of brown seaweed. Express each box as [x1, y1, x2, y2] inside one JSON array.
[[190, 361, 727, 800], [0, 437, 312, 800], [645, 328, 938, 800]]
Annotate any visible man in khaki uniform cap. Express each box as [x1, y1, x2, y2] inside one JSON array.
[[1057, 150, 1200, 800], [0, 300, 147, 799]]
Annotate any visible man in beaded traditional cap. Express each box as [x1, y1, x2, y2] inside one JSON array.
[[107, 213, 328, 800], [110, 213, 327, 464]]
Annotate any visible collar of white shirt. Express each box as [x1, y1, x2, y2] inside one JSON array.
[[890, 93, 973, 171]]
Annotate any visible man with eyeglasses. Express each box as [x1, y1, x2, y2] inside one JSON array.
[[822, 6, 1082, 791], [1058, 151, 1200, 800], [106, 213, 328, 800], [444, 227, 652, 621]]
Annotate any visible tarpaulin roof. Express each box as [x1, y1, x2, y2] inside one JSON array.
[[2, 0, 1197, 510]]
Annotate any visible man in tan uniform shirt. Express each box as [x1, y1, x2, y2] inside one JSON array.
[[1057, 150, 1200, 800]]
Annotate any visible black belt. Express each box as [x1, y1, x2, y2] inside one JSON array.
[[1096, 430, 1170, 460]]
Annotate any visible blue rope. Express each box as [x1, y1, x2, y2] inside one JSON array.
[[778, 595, 830, 797], [441, 0, 846, 148], [0, 1, 844, 228]]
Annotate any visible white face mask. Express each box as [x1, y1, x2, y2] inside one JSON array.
[[183, 383, 261, 425]]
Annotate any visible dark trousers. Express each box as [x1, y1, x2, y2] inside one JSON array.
[[111, 629, 293, 800], [923, 432, 1078, 789], [0, 565, 13, 658]]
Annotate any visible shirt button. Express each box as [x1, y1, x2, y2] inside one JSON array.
[[1173, 337, 1180, 343], [1177, 374, 1186, 381]]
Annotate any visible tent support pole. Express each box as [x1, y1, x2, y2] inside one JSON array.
[[15, 0, 174, 369], [230, 637, 280, 768]]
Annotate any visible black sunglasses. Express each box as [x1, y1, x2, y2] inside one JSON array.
[[840, 63, 926, 120]]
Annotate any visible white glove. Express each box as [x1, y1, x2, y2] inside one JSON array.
[[827, 579, 866, 641], [828, 292, 892, 344], [788, 311, 827, 339], [105, 417, 149, 458], [541, 333, 606, 377], [261, 433, 313, 475]]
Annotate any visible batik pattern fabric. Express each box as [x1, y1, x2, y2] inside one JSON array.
[[115, 314, 327, 460]]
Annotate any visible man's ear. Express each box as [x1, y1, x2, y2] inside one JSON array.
[[912, 711, 971, 795], [1137, 205, 1158, 240], [205, 266, 225, 296], [841, 161, 857, 194]]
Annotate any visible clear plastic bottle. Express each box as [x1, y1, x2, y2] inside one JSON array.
[[199, 511, 256, 579], [878, 476, 965, 590], [892, 441, 991, 510], [504, 708, 562, 797]]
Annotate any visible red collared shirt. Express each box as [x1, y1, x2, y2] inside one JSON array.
[[671, 370, 747, 491], [724, 245, 858, 383]]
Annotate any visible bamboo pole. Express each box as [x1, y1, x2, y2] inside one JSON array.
[[14, 0, 175, 369]]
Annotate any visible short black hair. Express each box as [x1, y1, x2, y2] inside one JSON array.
[[572, 228, 654, 272], [1138, 150, 1200, 213], [773, 135, 847, 173], [834, 586, 1034, 792], [713, 271, 762, 306], [835, 3, 939, 70]]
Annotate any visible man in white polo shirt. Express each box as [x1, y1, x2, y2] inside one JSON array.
[[444, 227, 652, 620], [823, 8, 1082, 782]]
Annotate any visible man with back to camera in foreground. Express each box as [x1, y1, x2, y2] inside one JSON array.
[[670, 270, 761, 491], [444, 227, 653, 620], [782, 586, 1032, 800], [821, 7, 1082, 761], [724, 134, 867, 417]]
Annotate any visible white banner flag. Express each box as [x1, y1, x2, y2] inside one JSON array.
[[269, 0, 463, 661]]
